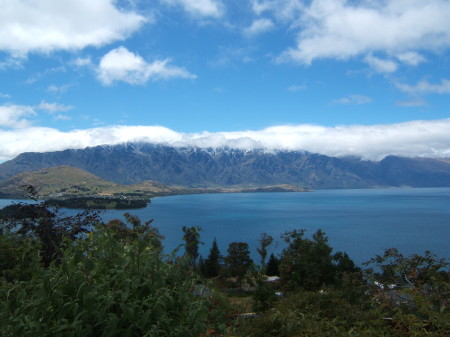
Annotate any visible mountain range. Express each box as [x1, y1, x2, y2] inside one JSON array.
[[1, 143, 450, 189]]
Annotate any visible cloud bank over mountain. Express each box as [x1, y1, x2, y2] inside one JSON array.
[[1, 119, 450, 162]]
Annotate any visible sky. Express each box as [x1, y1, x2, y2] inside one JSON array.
[[1, 0, 450, 161]]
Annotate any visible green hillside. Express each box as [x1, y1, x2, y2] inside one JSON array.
[[0, 166, 185, 199]]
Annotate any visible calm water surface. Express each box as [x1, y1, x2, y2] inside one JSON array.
[[2, 188, 449, 265]]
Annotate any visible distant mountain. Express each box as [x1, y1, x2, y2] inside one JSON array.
[[1, 143, 450, 189]]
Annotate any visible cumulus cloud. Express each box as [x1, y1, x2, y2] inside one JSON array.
[[395, 79, 450, 95], [365, 55, 398, 73], [0, 104, 36, 128], [277, 0, 450, 66], [161, 0, 223, 18], [1, 119, 450, 161], [0, 0, 146, 56], [97, 46, 196, 85], [396, 52, 426, 66], [244, 18, 275, 37]]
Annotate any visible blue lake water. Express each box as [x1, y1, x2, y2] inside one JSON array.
[[2, 188, 449, 266]]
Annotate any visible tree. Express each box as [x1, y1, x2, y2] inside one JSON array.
[[182, 225, 201, 267], [225, 242, 253, 287], [266, 253, 280, 276], [256, 233, 274, 268], [204, 238, 222, 278], [333, 251, 360, 284], [3, 187, 99, 267], [279, 229, 337, 291], [365, 248, 450, 309], [105, 213, 163, 250]]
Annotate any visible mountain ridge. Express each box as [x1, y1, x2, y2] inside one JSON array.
[[1, 143, 450, 189]]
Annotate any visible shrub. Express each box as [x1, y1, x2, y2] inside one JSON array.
[[1, 226, 211, 337]]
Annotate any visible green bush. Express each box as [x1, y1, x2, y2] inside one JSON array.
[[1, 227, 211, 337]]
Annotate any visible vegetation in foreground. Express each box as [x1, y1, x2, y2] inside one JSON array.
[[0, 197, 449, 336]]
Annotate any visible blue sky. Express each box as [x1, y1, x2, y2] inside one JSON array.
[[1, 0, 450, 161]]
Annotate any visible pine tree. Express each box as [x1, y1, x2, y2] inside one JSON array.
[[266, 253, 280, 276], [204, 238, 222, 278]]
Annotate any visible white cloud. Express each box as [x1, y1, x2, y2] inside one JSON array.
[[250, 0, 303, 22], [0, 93, 12, 99], [396, 52, 426, 66], [97, 46, 196, 85], [47, 83, 76, 95], [395, 79, 450, 95], [333, 95, 372, 105], [2, 119, 450, 161], [365, 55, 398, 73], [54, 114, 72, 121], [161, 0, 223, 18], [71, 56, 93, 67], [0, 104, 36, 128], [244, 18, 275, 37], [37, 100, 75, 113], [0, 0, 146, 56], [277, 0, 450, 65], [0, 56, 24, 70]]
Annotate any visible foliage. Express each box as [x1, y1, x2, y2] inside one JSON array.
[[279, 229, 335, 291], [256, 233, 273, 268], [0, 226, 211, 337], [252, 278, 278, 312], [3, 192, 99, 266], [203, 238, 223, 278], [236, 288, 388, 337], [266, 253, 280, 276], [46, 197, 149, 210], [105, 212, 163, 250], [1, 197, 449, 336], [223, 242, 254, 291], [364, 248, 450, 335], [224, 242, 253, 288], [182, 225, 202, 267], [0, 231, 41, 283]]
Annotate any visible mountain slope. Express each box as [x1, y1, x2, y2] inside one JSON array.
[[0, 165, 187, 198], [1, 143, 450, 188]]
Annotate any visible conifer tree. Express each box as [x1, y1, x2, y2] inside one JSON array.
[[266, 253, 280, 276], [204, 238, 222, 277]]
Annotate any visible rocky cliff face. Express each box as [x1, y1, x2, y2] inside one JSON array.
[[1, 143, 450, 188]]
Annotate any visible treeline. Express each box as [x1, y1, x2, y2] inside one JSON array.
[[45, 196, 149, 209], [1, 199, 449, 336]]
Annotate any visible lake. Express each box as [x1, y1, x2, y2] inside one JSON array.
[[1, 188, 449, 266]]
